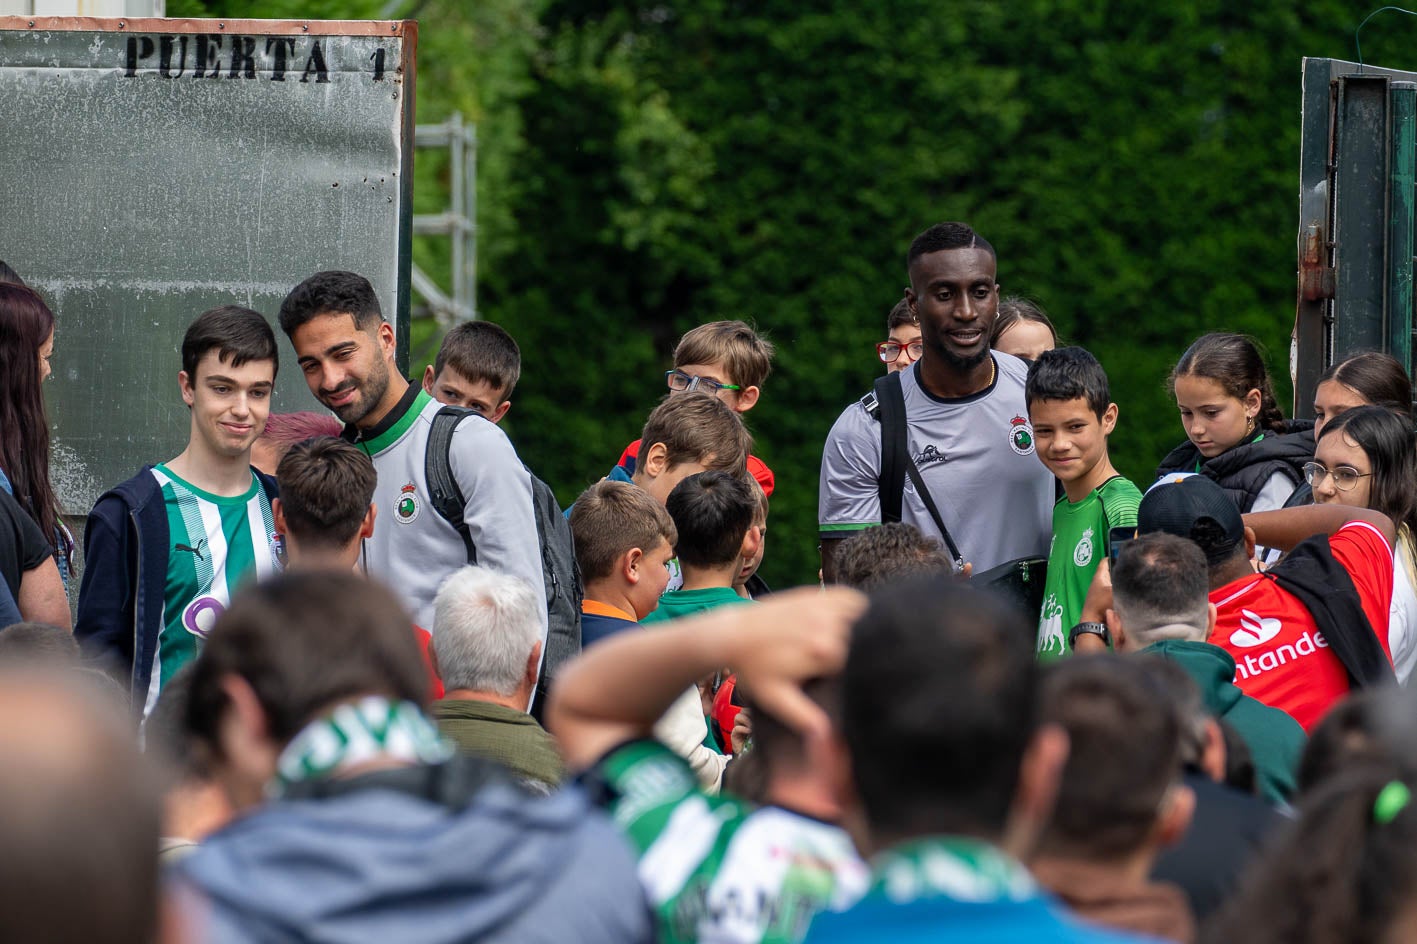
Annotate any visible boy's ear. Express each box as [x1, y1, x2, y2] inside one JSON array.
[[489, 400, 511, 424], [1101, 402, 1119, 435], [641, 442, 670, 479], [360, 503, 376, 540], [272, 498, 287, 537], [740, 524, 763, 565], [621, 547, 645, 585], [178, 369, 195, 408], [421, 365, 436, 395], [734, 385, 760, 413]]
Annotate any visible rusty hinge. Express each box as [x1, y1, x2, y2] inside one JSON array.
[[1300, 222, 1335, 301]]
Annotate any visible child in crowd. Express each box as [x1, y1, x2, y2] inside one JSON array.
[[569, 479, 678, 649], [616, 320, 776, 496], [733, 478, 770, 600], [568, 478, 727, 790], [644, 471, 759, 624], [991, 296, 1058, 362], [877, 298, 922, 374], [421, 320, 521, 423], [1155, 332, 1311, 513], [1026, 347, 1142, 660]]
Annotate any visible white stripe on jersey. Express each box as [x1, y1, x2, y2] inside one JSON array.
[[639, 795, 733, 905]]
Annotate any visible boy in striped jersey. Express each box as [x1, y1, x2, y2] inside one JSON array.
[[77, 307, 281, 716], [550, 587, 870, 944]]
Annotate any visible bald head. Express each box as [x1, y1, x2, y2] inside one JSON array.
[[0, 671, 159, 944]]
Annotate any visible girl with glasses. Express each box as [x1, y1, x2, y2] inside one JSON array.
[[1310, 405, 1417, 684]]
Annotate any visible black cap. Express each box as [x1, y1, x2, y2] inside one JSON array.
[[1137, 474, 1244, 565]]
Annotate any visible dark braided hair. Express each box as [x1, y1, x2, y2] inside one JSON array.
[[1171, 333, 1286, 435]]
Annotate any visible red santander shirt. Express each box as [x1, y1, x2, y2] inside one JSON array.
[[1208, 521, 1393, 732]]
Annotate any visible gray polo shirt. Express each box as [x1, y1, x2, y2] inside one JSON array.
[[818, 354, 1053, 572]]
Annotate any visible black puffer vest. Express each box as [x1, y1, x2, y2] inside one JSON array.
[[1155, 420, 1315, 513]]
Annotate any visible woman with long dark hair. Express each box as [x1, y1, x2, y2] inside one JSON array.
[[1308, 405, 1417, 684], [0, 283, 73, 582]]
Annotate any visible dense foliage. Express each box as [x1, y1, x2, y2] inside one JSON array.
[[170, 0, 1417, 586]]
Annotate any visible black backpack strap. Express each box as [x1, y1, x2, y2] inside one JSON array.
[[426, 406, 477, 564], [869, 372, 964, 569], [1266, 534, 1395, 688]]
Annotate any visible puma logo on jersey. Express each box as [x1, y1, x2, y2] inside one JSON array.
[[174, 539, 207, 561]]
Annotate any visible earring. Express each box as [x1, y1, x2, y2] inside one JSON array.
[[1246, 414, 1256, 435]]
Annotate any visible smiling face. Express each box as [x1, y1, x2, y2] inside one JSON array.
[[1313, 380, 1370, 439], [180, 351, 275, 460], [1029, 397, 1116, 487], [1174, 374, 1260, 458], [291, 313, 397, 427], [907, 248, 999, 371], [1311, 430, 1374, 509]]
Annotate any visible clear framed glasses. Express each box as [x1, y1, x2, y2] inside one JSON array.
[[876, 340, 924, 363], [665, 369, 742, 394], [1303, 461, 1373, 491]]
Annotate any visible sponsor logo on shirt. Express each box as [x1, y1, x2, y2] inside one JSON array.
[[1008, 415, 1035, 456], [395, 482, 420, 524], [1229, 608, 1282, 647], [182, 595, 225, 639], [1232, 629, 1329, 681], [914, 444, 947, 468], [1073, 528, 1094, 567]]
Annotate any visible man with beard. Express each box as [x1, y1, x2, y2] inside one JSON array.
[[77, 306, 282, 714], [278, 272, 546, 648], [818, 223, 1053, 579]]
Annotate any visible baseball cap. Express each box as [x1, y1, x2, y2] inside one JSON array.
[[1137, 473, 1245, 564]]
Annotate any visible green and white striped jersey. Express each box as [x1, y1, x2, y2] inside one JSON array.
[[597, 740, 868, 944], [146, 464, 277, 716]]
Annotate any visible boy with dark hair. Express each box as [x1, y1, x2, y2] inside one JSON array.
[[77, 305, 281, 715], [274, 436, 441, 697], [279, 270, 547, 664], [1026, 346, 1142, 660], [421, 320, 521, 423], [174, 572, 653, 943], [1030, 656, 1196, 943], [550, 587, 870, 944], [803, 579, 1146, 943], [617, 320, 777, 496], [645, 471, 760, 624], [831, 521, 954, 590], [570, 479, 677, 648]]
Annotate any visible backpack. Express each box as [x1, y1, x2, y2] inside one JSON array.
[[862, 371, 1048, 621], [425, 407, 584, 718]]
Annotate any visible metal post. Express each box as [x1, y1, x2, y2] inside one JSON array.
[[449, 110, 466, 320], [467, 122, 477, 321], [1390, 82, 1416, 372]]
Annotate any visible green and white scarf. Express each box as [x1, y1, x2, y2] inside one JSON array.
[[870, 836, 1036, 906], [270, 696, 453, 797]]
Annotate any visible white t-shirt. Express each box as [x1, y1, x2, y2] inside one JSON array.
[[818, 355, 1054, 573], [1390, 536, 1417, 686]]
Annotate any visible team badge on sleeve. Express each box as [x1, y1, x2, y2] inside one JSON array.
[[1008, 415, 1036, 456], [395, 483, 420, 524]]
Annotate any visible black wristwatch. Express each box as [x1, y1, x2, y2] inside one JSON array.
[[1068, 621, 1112, 650]]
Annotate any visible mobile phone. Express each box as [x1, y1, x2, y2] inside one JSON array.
[[1108, 526, 1136, 563]]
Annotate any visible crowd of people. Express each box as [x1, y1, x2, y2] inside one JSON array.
[[2, 219, 1417, 943]]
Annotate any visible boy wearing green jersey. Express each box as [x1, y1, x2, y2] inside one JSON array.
[[77, 307, 281, 716], [1026, 347, 1142, 661]]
